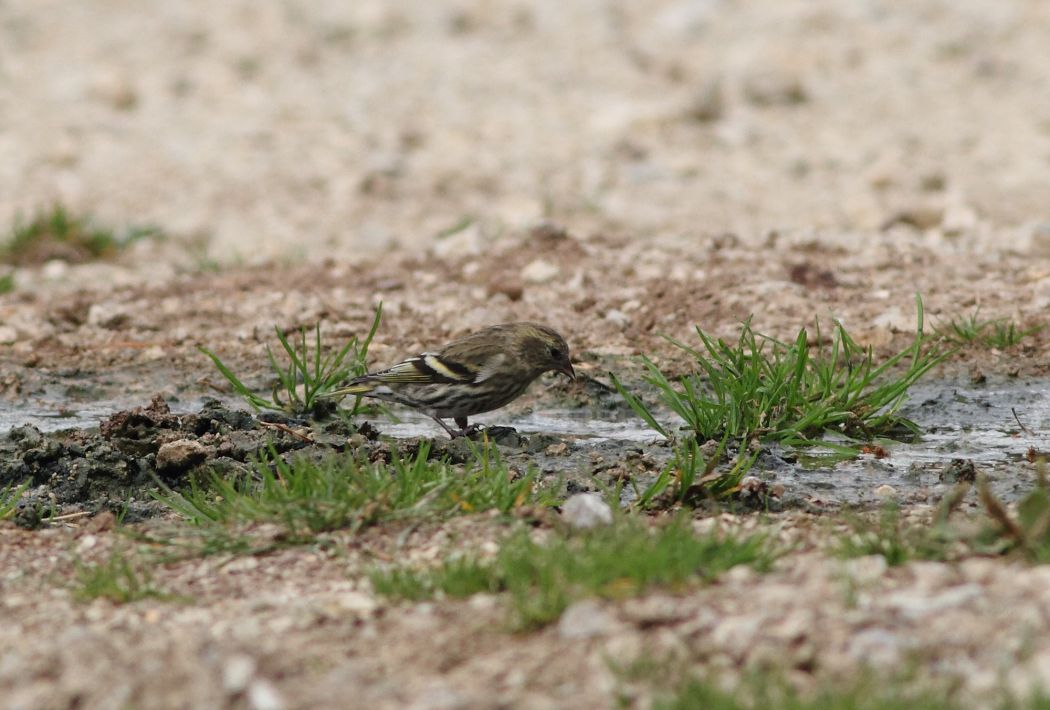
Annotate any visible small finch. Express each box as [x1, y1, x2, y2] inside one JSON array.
[[324, 322, 575, 437]]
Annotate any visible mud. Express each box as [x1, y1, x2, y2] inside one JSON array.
[[3, 368, 1048, 527]]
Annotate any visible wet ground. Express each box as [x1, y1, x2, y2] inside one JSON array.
[[4, 368, 1048, 522]]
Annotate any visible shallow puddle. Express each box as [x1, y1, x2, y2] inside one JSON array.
[[3, 377, 1049, 509]]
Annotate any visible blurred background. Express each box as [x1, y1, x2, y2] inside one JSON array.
[[3, 0, 1049, 265]]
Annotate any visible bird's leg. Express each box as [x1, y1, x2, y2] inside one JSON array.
[[428, 415, 460, 438]]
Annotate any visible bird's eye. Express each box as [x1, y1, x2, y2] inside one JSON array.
[[549, 346, 563, 360]]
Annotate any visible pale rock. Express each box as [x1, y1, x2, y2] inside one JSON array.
[[1028, 223, 1050, 257], [223, 654, 257, 693], [561, 493, 613, 529], [337, 591, 378, 616], [621, 595, 685, 626], [872, 307, 915, 333], [565, 268, 585, 292], [958, 556, 999, 584], [841, 554, 888, 585], [90, 69, 138, 110], [844, 628, 906, 667], [87, 302, 132, 329], [224, 557, 259, 573], [0, 325, 17, 344], [142, 346, 166, 361], [866, 154, 904, 190], [558, 599, 619, 639], [247, 679, 285, 710], [432, 223, 483, 259], [600, 631, 645, 668], [521, 258, 559, 284], [882, 583, 982, 620], [709, 615, 763, 658], [651, 0, 720, 38], [941, 201, 978, 236], [42, 259, 70, 280], [467, 593, 498, 611], [604, 309, 630, 329], [908, 560, 954, 590], [405, 681, 466, 710], [766, 609, 814, 642], [722, 564, 757, 585], [873, 484, 897, 499], [155, 439, 209, 472]]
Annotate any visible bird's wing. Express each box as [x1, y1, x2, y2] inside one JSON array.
[[473, 353, 506, 383], [366, 352, 476, 384]]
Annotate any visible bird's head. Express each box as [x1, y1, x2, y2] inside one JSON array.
[[514, 323, 576, 381]]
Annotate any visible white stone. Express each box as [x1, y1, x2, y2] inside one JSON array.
[[87, 302, 131, 328], [0, 325, 17, 344], [222, 654, 256, 693], [561, 493, 613, 529], [558, 599, 618, 639], [42, 259, 69, 279], [337, 591, 378, 616], [873, 484, 897, 499], [521, 258, 559, 284], [431, 223, 483, 259], [604, 309, 630, 329], [247, 679, 285, 710]]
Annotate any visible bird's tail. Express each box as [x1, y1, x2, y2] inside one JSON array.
[[320, 377, 377, 399]]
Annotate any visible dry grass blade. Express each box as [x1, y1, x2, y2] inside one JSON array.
[[977, 472, 1026, 545]]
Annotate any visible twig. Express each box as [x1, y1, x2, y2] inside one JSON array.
[[1013, 407, 1035, 436], [258, 420, 315, 443], [47, 511, 92, 523]]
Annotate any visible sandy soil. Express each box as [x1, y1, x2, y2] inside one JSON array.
[[4, 1, 1050, 708]]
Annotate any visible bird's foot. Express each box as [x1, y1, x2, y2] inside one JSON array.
[[452, 423, 486, 439]]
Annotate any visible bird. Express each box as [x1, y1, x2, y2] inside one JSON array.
[[323, 322, 575, 437]]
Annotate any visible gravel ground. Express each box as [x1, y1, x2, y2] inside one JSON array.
[[4, 1, 1050, 708]]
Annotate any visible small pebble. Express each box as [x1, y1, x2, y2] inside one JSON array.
[[873, 484, 897, 499], [561, 493, 613, 529]]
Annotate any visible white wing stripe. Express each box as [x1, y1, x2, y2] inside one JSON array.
[[423, 354, 471, 381]]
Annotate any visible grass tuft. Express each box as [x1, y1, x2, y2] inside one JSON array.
[[151, 441, 552, 554], [614, 296, 944, 447], [936, 309, 1041, 349], [833, 501, 961, 566], [1, 204, 162, 266], [371, 515, 777, 629], [200, 305, 382, 416], [634, 439, 757, 507], [72, 548, 175, 604], [977, 462, 1050, 562], [371, 556, 500, 602], [0, 480, 29, 520], [653, 673, 958, 710]]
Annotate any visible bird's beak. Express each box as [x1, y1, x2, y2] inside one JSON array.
[[559, 362, 577, 381]]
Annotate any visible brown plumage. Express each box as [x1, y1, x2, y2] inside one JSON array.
[[325, 322, 575, 437]]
